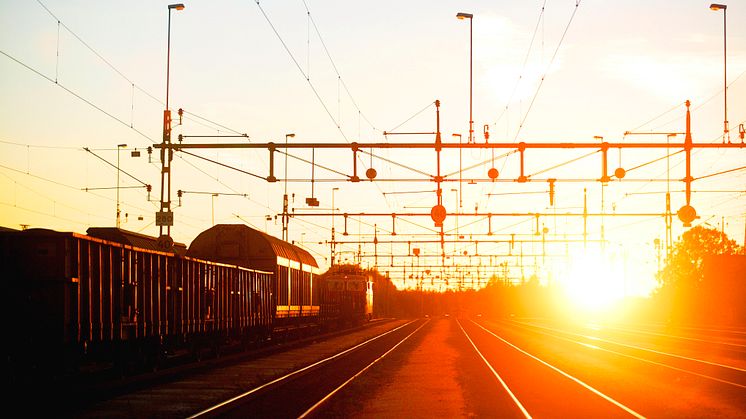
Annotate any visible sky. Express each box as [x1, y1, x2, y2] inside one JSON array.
[[1, 0, 744, 293]]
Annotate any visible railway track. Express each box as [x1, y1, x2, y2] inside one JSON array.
[[458, 319, 644, 418], [506, 319, 746, 386], [462, 318, 746, 417], [59, 316, 746, 417], [518, 319, 746, 358], [200, 319, 428, 418], [66, 319, 418, 418]]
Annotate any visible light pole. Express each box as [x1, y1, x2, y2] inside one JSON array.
[[166, 3, 184, 112], [282, 133, 295, 241], [450, 188, 459, 242], [157, 3, 184, 248], [457, 12, 474, 145], [116, 143, 127, 228], [331, 187, 339, 265], [710, 3, 728, 142], [452, 133, 463, 210], [211, 193, 218, 226]]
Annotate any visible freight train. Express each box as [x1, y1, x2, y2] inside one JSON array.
[[0, 224, 373, 382]]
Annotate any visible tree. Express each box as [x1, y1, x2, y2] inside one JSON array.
[[657, 226, 742, 288], [655, 225, 743, 323]]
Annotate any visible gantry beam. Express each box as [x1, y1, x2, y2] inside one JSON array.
[[286, 211, 665, 217], [331, 239, 601, 245], [153, 100, 743, 255], [156, 141, 745, 150], [352, 253, 568, 259]]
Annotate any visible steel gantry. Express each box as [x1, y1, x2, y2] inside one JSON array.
[[155, 101, 743, 237], [152, 101, 744, 287]]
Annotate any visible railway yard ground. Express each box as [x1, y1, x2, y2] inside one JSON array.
[[31, 316, 746, 418], [43, 318, 400, 418]]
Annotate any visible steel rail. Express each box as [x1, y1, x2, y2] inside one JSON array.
[[507, 320, 746, 388], [470, 320, 647, 418], [297, 320, 430, 418], [458, 319, 532, 418], [188, 320, 420, 418]]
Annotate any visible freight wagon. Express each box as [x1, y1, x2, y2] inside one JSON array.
[[1, 224, 372, 383]]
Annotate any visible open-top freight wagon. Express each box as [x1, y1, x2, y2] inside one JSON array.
[[1, 224, 372, 383]]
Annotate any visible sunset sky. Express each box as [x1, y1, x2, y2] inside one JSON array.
[[1, 0, 744, 295]]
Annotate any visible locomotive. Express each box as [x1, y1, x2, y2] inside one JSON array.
[[0, 224, 373, 382], [320, 263, 374, 329]]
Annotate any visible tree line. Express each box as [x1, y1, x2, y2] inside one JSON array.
[[334, 225, 745, 326]]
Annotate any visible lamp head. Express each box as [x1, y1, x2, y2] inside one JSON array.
[[286, 133, 295, 138], [456, 12, 473, 20], [709, 3, 726, 10], [169, 3, 185, 10]]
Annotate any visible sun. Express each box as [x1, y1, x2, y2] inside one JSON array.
[[560, 249, 626, 313]]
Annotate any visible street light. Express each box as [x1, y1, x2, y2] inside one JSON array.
[[456, 12, 474, 145], [116, 143, 127, 228], [710, 3, 728, 142], [166, 3, 185, 112], [157, 3, 184, 247], [211, 193, 218, 226]]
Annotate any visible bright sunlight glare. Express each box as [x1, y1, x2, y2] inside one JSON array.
[[561, 249, 627, 312]]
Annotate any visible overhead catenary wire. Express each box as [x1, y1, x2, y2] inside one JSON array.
[[180, 149, 266, 181], [0, 41, 255, 210], [253, 1, 350, 142], [35, 0, 161, 104], [0, 200, 98, 227], [4, 2, 744, 283], [492, 0, 548, 128], [175, 153, 278, 215], [35, 0, 256, 140], [0, 169, 110, 222], [359, 149, 432, 178], [445, 150, 516, 178], [0, 49, 157, 143], [279, 150, 349, 178], [614, 99, 743, 209], [299, 0, 380, 134], [385, 101, 437, 134], [527, 149, 599, 178], [694, 165, 746, 181], [26, 1, 474, 246], [0, 139, 83, 150], [650, 68, 746, 132], [512, 0, 582, 141], [33, 0, 278, 219], [0, 164, 180, 225], [83, 147, 150, 187], [625, 101, 686, 134], [252, 0, 398, 220]]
